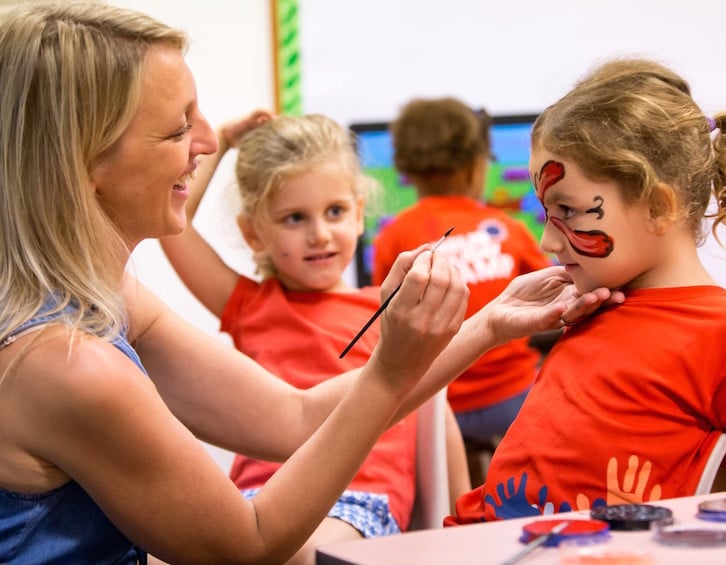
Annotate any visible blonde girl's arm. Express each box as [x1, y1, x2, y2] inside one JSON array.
[[159, 110, 273, 317]]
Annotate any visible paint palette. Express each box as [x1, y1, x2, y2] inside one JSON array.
[[697, 498, 726, 523], [590, 504, 672, 531], [520, 518, 610, 547]]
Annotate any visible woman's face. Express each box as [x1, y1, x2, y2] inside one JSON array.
[[90, 44, 217, 248]]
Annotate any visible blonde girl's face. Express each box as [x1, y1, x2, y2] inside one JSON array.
[[531, 150, 660, 293], [251, 161, 364, 292]]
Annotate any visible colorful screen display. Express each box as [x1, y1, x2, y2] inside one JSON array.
[[351, 114, 546, 287]]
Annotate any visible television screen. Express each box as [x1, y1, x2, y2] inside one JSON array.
[[350, 114, 546, 287]]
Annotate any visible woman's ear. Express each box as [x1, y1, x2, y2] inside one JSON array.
[[648, 182, 678, 235], [237, 215, 266, 251]]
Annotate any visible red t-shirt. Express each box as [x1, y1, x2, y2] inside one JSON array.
[[220, 276, 418, 530], [447, 286, 726, 524], [373, 196, 552, 411]]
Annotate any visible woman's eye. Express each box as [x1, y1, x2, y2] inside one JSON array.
[[170, 123, 192, 140]]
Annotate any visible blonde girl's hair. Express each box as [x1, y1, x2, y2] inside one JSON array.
[[234, 114, 378, 278], [0, 1, 187, 345], [531, 57, 726, 244]]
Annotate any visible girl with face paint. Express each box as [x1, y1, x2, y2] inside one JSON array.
[[448, 57, 726, 525], [374, 98, 554, 488]]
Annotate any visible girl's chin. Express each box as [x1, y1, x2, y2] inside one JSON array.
[[574, 279, 610, 294]]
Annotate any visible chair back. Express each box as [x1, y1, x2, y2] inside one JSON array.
[[695, 433, 726, 495], [408, 389, 449, 530]]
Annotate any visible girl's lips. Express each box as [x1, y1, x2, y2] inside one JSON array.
[[305, 252, 336, 262]]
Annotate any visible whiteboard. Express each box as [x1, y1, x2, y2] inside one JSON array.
[[299, 0, 726, 126]]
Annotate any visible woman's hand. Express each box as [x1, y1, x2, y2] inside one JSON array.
[[373, 248, 469, 391], [485, 266, 625, 343]]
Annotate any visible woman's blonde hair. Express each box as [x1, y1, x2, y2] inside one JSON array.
[[234, 114, 378, 278], [532, 57, 726, 243], [0, 1, 187, 344]]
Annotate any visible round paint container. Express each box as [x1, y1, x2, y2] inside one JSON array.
[[590, 504, 672, 531], [697, 498, 726, 523], [520, 519, 610, 547]]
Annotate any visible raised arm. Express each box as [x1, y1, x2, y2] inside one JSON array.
[[159, 110, 273, 317]]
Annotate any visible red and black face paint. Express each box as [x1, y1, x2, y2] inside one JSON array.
[[533, 160, 614, 258]]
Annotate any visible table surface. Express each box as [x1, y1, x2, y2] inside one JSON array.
[[316, 492, 726, 564]]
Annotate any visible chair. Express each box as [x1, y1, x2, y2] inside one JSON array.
[[695, 433, 726, 495], [408, 389, 450, 530]]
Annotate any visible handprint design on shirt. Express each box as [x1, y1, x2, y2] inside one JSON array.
[[484, 473, 573, 519], [606, 454, 662, 504], [485, 473, 541, 519], [574, 455, 661, 510]]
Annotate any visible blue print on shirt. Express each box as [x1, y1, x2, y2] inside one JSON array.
[[485, 472, 602, 519]]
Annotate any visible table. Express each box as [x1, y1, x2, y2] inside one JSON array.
[[317, 492, 726, 564]]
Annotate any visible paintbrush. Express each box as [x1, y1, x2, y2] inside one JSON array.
[[339, 226, 454, 359], [500, 520, 570, 565]]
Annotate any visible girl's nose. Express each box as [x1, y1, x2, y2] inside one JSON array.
[[539, 219, 563, 254], [308, 219, 332, 245]]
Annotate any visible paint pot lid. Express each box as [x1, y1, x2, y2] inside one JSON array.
[[590, 504, 673, 531]]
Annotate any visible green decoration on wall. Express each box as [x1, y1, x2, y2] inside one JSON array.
[[274, 0, 302, 116]]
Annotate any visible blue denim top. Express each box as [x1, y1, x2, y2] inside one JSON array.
[[0, 301, 148, 564]]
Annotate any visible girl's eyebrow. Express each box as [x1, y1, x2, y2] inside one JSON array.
[[542, 187, 577, 205]]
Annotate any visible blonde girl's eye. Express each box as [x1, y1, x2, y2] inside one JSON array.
[[327, 204, 346, 219], [283, 212, 306, 225]]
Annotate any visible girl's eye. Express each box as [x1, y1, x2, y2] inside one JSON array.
[[284, 212, 305, 225], [559, 205, 576, 220], [170, 123, 192, 140], [327, 205, 345, 219]]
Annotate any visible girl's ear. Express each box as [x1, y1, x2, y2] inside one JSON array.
[[648, 182, 678, 235], [237, 215, 266, 251]]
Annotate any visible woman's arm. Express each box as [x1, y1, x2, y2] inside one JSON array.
[[14, 247, 463, 563], [128, 246, 469, 458], [391, 265, 625, 417], [132, 256, 622, 462]]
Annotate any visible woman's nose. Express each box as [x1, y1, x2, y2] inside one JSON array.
[[191, 114, 219, 158]]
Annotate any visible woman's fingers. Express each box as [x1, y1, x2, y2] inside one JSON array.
[[559, 286, 625, 327], [376, 252, 467, 380]]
